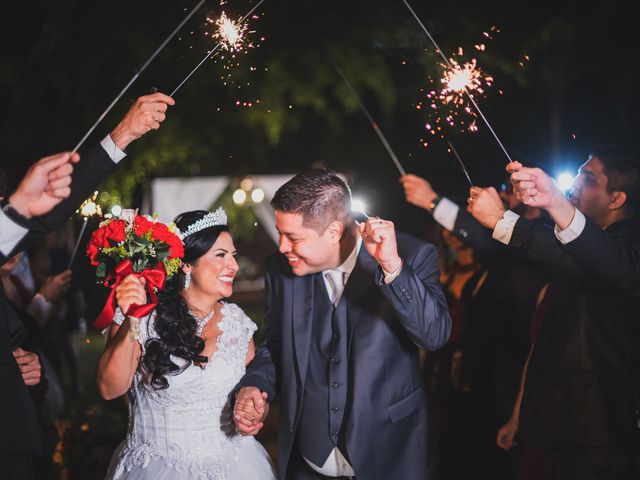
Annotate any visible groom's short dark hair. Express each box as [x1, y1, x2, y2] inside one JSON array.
[[271, 169, 352, 232]]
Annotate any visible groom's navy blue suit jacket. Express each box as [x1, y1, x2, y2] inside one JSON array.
[[237, 232, 451, 479]]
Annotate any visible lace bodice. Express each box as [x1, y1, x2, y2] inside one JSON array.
[[109, 302, 258, 480]]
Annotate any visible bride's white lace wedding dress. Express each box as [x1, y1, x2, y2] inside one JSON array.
[[104, 303, 276, 480]]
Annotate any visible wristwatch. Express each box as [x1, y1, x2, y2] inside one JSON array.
[[0, 196, 31, 228], [426, 195, 441, 213]]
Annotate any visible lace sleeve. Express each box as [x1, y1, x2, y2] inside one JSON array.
[[218, 303, 257, 364]]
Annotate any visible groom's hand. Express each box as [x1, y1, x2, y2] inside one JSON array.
[[234, 387, 269, 436], [358, 216, 402, 274]]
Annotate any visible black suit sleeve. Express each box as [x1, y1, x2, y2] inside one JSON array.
[[0, 143, 116, 265], [507, 216, 593, 281], [452, 207, 508, 254], [561, 217, 640, 296], [234, 255, 281, 402]]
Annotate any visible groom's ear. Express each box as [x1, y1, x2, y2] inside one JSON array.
[[326, 221, 344, 244]]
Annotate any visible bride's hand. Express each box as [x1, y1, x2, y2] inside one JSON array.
[[115, 275, 147, 315], [234, 387, 269, 436]]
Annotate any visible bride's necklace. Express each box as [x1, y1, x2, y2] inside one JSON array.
[[189, 308, 216, 337]]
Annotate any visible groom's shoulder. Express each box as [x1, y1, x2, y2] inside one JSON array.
[[395, 231, 435, 252], [266, 251, 292, 275]]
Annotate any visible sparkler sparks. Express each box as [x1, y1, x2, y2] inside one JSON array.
[[209, 11, 249, 51], [415, 43, 495, 144], [170, 0, 266, 97]]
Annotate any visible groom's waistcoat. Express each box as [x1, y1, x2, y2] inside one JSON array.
[[295, 274, 349, 466]]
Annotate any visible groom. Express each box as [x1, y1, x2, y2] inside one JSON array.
[[234, 170, 451, 479]]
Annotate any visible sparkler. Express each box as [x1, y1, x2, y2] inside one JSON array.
[[402, 0, 513, 163], [447, 141, 473, 186], [70, 0, 207, 155], [333, 62, 407, 176], [68, 192, 103, 268], [418, 56, 493, 138], [170, 0, 266, 97], [210, 11, 249, 51]]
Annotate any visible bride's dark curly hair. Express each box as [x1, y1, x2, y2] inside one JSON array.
[[141, 210, 229, 389]]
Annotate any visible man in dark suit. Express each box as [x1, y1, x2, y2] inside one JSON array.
[[0, 91, 174, 480], [234, 169, 451, 479], [467, 145, 640, 479], [401, 174, 549, 480], [507, 145, 640, 297]]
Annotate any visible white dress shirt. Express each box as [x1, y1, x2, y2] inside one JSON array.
[[554, 208, 586, 244], [0, 136, 125, 256]]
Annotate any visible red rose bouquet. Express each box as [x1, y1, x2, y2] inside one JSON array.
[[87, 209, 184, 329]]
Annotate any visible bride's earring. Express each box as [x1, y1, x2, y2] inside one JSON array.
[[184, 271, 191, 289]]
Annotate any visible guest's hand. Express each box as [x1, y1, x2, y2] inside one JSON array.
[[467, 187, 505, 229], [13, 348, 41, 386], [358, 217, 402, 274], [496, 416, 519, 450], [234, 387, 269, 436], [39, 270, 72, 303], [110, 92, 175, 151], [8, 151, 80, 218], [400, 174, 438, 210], [115, 275, 147, 315], [508, 161, 564, 209]]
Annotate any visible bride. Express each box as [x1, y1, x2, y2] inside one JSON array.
[[96, 208, 276, 480]]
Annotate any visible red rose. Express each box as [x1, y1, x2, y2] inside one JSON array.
[[105, 220, 127, 243], [151, 222, 170, 242], [165, 233, 184, 259], [133, 216, 154, 237], [89, 227, 109, 248]]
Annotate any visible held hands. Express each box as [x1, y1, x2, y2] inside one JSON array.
[[467, 186, 506, 229], [357, 217, 402, 274], [507, 161, 564, 209], [400, 174, 438, 210], [234, 387, 269, 436], [110, 92, 175, 151], [8, 151, 80, 218], [13, 348, 41, 386], [115, 275, 147, 316]]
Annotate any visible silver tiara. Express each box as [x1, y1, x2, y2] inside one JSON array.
[[180, 207, 228, 239]]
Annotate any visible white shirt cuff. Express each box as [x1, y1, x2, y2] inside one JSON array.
[[492, 210, 520, 245], [0, 209, 29, 256], [100, 135, 127, 164], [554, 208, 586, 245], [383, 261, 403, 284], [432, 197, 459, 232]]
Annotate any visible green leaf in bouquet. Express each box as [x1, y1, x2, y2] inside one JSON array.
[[96, 262, 107, 280], [133, 257, 148, 273]]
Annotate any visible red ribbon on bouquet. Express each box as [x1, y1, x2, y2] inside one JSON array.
[[92, 259, 167, 330]]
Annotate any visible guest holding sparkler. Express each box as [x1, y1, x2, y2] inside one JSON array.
[[401, 173, 547, 480], [0, 91, 173, 480], [467, 146, 640, 479]]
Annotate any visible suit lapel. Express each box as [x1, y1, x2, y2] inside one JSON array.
[[343, 248, 378, 349], [291, 272, 316, 387]]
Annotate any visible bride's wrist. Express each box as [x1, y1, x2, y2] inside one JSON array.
[[127, 316, 141, 342]]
